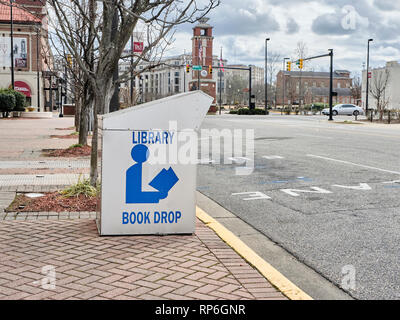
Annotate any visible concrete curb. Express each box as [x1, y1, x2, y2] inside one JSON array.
[[196, 206, 313, 300]]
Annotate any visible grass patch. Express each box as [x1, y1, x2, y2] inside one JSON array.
[[338, 120, 363, 125], [59, 175, 98, 198], [68, 143, 84, 149]]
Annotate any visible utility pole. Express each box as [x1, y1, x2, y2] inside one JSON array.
[[10, 0, 14, 89], [248, 66, 252, 109], [183, 49, 186, 93], [328, 49, 333, 121], [219, 47, 222, 114], [265, 38, 270, 114], [365, 39, 373, 117]]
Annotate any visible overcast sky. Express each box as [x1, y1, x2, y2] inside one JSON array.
[[166, 0, 400, 78]]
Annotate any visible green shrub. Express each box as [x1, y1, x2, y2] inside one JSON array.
[[13, 91, 26, 111], [229, 110, 238, 114], [0, 88, 27, 114], [0, 90, 16, 116], [237, 108, 267, 115]]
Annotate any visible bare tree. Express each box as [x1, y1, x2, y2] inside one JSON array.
[[294, 41, 308, 111], [370, 68, 390, 121], [266, 51, 280, 107], [47, 0, 219, 185], [350, 75, 361, 105], [226, 74, 247, 106]]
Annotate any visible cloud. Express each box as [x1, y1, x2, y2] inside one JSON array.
[[209, 6, 280, 36], [373, 0, 400, 11], [286, 18, 299, 34], [311, 6, 369, 35]]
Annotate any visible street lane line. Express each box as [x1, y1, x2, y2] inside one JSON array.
[[196, 206, 313, 300], [307, 154, 400, 175], [262, 155, 284, 159]]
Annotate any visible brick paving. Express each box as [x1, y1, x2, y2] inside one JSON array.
[[0, 117, 287, 300], [0, 218, 286, 300]]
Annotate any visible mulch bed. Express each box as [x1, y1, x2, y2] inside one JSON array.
[[45, 145, 92, 157], [6, 192, 98, 212]]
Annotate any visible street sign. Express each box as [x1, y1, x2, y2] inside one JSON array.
[[368, 72, 372, 78], [98, 91, 213, 235], [192, 65, 202, 70], [133, 42, 144, 53]]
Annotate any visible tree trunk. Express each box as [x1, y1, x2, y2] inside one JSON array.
[[89, 81, 113, 186], [79, 101, 89, 145], [74, 94, 81, 131], [90, 94, 100, 186], [78, 82, 91, 145]]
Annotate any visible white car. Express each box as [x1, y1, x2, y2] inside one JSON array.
[[322, 104, 364, 116]]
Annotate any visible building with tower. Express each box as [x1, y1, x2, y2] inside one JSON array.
[[118, 18, 263, 110], [189, 17, 217, 112]]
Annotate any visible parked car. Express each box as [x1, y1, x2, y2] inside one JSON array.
[[322, 104, 364, 116]]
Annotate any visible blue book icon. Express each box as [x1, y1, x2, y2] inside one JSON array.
[[125, 144, 179, 204], [149, 167, 179, 194]]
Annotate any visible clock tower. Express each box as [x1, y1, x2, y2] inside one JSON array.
[[190, 18, 216, 112]]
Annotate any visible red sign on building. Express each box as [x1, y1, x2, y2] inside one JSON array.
[[14, 81, 31, 97], [133, 42, 144, 53]]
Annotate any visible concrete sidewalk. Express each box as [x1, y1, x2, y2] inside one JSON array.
[[0, 117, 293, 300]]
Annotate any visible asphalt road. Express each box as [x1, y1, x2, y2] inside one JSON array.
[[197, 113, 400, 300]]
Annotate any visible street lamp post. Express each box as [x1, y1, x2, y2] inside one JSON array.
[[10, 0, 15, 89], [265, 38, 270, 114], [36, 25, 40, 111], [282, 57, 290, 113], [365, 38, 373, 117], [328, 49, 333, 121]]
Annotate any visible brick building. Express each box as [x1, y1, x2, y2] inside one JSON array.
[[276, 70, 353, 106], [0, 1, 51, 111]]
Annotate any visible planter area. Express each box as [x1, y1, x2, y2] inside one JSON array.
[[20, 111, 53, 118]]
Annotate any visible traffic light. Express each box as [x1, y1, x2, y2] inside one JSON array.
[[209, 65, 213, 75], [299, 59, 304, 69], [286, 61, 291, 71], [66, 54, 72, 67], [186, 64, 190, 73]]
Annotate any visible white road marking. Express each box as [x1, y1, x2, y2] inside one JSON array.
[[280, 187, 332, 197], [262, 155, 284, 160], [307, 154, 400, 175], [228, 157, 252, 164], [231, 191, 271, 201], [382, 180, 400, 184], [332, 183, 372, 190]]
